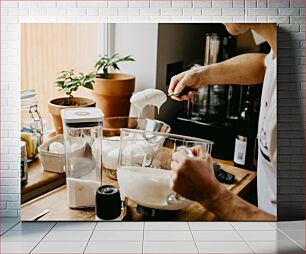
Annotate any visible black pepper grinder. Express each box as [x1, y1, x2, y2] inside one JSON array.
[[96, 185, 121, 220]]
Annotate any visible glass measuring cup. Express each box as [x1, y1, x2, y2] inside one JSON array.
[[117, 129, 213, 211]]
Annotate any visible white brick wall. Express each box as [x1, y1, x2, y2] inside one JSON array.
[[212, 0, 233, 8], [0, 0, 305, 219]]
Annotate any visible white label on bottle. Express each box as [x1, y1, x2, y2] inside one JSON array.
[[234, 138, 247, 165]]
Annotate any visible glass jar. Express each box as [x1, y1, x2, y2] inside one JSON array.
[[20, 141, 28, 185], [61, 108, 103, 209], [21, 89, 44, 160], [117, 129, 213, 212]]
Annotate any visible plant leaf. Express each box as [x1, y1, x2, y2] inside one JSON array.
[[84, 82, 93, 90]]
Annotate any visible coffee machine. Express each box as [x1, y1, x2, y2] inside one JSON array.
[[172, 33, 263, 161]]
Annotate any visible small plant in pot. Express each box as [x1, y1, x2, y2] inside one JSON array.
[[92, 54, 135, 117], [48, 70, 96, 134]]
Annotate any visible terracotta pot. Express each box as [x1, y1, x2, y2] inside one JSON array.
[[93, 73, 135, 117], [48, 97, 96, 134]]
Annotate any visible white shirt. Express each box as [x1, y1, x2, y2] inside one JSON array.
[[257, 50, 277, 216]]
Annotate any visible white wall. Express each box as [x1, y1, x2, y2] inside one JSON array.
[[114, 23, 158, 92]]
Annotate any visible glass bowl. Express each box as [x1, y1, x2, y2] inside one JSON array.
[[102, 117, 171, 180]]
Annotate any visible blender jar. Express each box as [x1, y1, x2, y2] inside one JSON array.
[[61, 108, 103, 209], [117, 129, 213, 211]]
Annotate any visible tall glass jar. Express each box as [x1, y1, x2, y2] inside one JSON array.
[[21, 89, 44, 160], [61, 108, 103, 209]]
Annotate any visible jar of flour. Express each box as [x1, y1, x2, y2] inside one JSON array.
[[61, 108, 103, 209]]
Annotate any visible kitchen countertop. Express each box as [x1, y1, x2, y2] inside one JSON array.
[[21, 158, 66, 204], [21, 159, 256, 221]]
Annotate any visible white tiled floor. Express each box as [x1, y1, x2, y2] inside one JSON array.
[[32, 241, 88, 253], [11, 222, 55, 231], [189, 221, 234, 231], [192, 230, 243, 241], [42, 230, 92, 242], [0, 219, 304, 253], [144, 221, 190, 230], [0, 218, 20, 234], [1, 242, 38, 254], [248, 240, 304, 253], [52, 222, 96, 231], [196, 241, 253, 253], [90, 230, 143, 241], [238, 230, 290, 241], [144, 230, 194, 241], [85, 241, 143, 253], [143, 241, 198, 253], [1, 230, 49, 242], [231, 222, 276, 231], [95, 221, 143, 231]]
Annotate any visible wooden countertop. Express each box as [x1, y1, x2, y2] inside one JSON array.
[[21, 159, 256, 221], [21, 159, 66, 204]]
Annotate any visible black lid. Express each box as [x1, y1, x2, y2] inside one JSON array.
[[96, 185, 121, 220]]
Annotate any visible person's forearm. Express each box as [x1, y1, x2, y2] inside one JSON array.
[[197, 53, 267, 86], [201, 184, 276, 221]]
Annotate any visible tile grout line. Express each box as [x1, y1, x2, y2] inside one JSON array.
[[187, 222, 200, 254], [29, 222, 58, 254], [230, 222, 256, 254], [141, 222, 145, 254], [276, 227, 305, 251], [229, 222, 237, 231], [268, 221, 277, 229], [0, 220, 20, 236], [83, 222, 98, 254]]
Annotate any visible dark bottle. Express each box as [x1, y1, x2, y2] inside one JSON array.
[[233, 87, 257, 170]]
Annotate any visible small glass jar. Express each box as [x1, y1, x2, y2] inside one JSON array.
[[20, 141, 28, 185], [61, 108, 103, 209], [21, 89, 44, 160]]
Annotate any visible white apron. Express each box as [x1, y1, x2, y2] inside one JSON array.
[[257, 50, 277, 216]]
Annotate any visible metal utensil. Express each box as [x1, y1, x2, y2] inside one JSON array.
[[168, 87, 198, 97], [30, 209, 49, 221]]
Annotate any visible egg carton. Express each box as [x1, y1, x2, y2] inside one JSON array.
[[38, 134, 65, 173]]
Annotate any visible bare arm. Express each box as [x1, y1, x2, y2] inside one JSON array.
[[168, 53, 267, 100], [171, 147, 276, 221], [202, 184, 276, 221], [202, 53, 267, 85]]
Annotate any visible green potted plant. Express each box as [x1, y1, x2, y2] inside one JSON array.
[[92, 54, 135, 117], [48, 70, 96, 134]]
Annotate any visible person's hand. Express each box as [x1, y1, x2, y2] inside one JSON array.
[[188, 145, 208, 159], [168, 68, 203, 101], [170, 146, 224, 206]]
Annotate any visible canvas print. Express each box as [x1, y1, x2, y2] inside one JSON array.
[[20, 23, 276, 221]]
